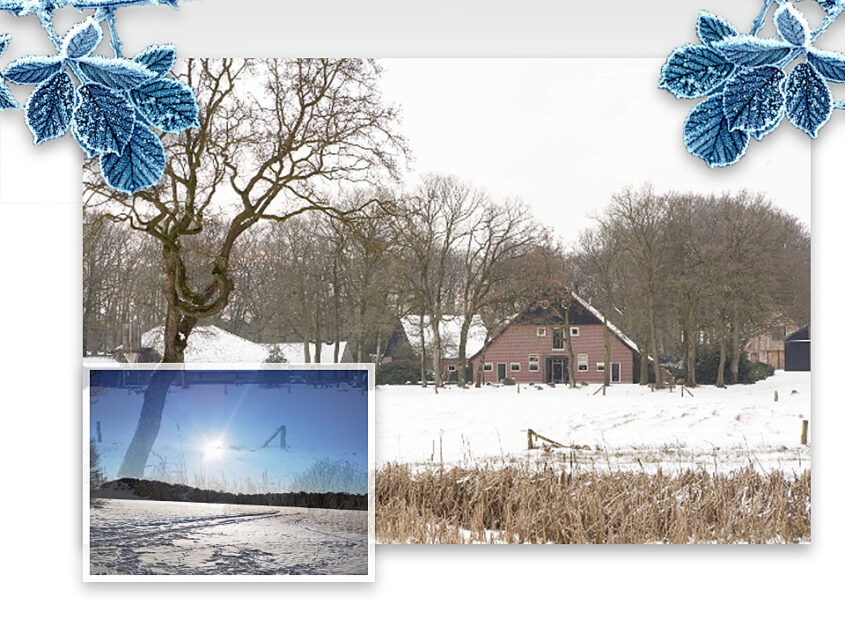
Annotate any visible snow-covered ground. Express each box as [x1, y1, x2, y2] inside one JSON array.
[[89, 499, 368, 576], [375, 371, 811, 473]]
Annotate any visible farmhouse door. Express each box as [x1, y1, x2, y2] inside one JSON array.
[[548, 358, 568, 384], [497, 363, 506, 381], [611, 362, 621, 383]]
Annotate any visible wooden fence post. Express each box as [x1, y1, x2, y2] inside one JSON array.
[[527, 429, 534, 450], [801, 420, 808, 445]]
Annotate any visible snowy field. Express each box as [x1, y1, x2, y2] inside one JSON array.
[[376, 371, 811, 474], [89, 499, 368, 576]]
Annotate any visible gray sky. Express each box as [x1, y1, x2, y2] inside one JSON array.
[[379, 58, 811, 244]]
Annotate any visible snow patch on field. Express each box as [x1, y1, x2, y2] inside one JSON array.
[[375, 371, 810, 473], [89, 499, 368, 576]]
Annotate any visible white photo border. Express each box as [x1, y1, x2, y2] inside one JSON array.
[[82, 361, 375, 583]]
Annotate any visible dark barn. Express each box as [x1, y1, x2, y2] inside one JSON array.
[[784, 325, 810, 371]]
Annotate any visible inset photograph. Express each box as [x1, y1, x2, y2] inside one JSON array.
[[83, 364, 373, 580]]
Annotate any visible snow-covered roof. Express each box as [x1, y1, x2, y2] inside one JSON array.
[[260, 341, 348, 364], [400, 314, 488, 360], [571, 292, 641, 353], [141, 325, 346, 364]]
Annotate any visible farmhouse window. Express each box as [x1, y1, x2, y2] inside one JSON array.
[[448, 364, 456, 372], [510, 362, 520, 372], [577, 354, 588, 371], [596, 361, 605, 371], [570, 327, 580, 336], [483, 363, 493, 372], [537, 327, 546, 337], [552, 328, 565, 350], [528, 354, 539, 372]]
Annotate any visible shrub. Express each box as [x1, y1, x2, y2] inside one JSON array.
[[676, 344, 775, 385], [263, 344, 288, 363], [502, 377, 516, 386], [378, 359, 426, 385]]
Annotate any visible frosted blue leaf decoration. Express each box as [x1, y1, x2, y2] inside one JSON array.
[[77, 56, 156, 90], [684, 94, 749, 167], [784, 62, 832, 137], [750, 108, 784, 141], [73, 83, 136, 154], [25, 70, 74, 144], [130, 77, 198, 133], [0, 1, 193, 194], [100, 122, 166, 194], [0, 78, 18, 109], [814, 0, 844, 12], [806, 48, 845, 82], [4, 55, 62, 84], [61, 18, 102, 59], [713, 36, 795, 67], [134, 44, 176, 77], [661, 4, 845, 166], [722, 66, 785, 133], [774, 4, 810, 48], [73, 125, 101, 159], [658, 45, 734, 99], [697, 11, 738, 48], [0, 34, 15, 109]]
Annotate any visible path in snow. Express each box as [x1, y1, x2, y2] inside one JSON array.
[[375, 371, 811, 474], [89, 499, 368, 576]]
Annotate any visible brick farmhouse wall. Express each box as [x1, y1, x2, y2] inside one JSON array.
[[472, 323, 636, 384]]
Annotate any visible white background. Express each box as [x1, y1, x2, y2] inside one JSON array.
[[0, 1, 840, 632]]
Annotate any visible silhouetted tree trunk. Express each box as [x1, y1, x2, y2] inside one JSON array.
[[117, 370, 177, 478]]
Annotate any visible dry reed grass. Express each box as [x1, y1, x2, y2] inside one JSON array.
[[376, 463, 810, 544]]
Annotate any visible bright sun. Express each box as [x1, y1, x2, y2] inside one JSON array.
[[203, 438, 225, 461]]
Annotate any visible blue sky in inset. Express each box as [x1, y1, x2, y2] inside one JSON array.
[[89, 369, 369, 494]]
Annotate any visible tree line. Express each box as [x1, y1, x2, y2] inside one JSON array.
[[81, 58, 809, 476], [85, 181, 809, 390]]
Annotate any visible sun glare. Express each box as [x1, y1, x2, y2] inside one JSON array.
[[203, 438, 226, 461]]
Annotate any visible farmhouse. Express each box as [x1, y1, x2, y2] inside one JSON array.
[[469, 294, 640, 384], [383, 314, 487, 381]]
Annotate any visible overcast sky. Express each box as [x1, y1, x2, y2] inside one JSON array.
[[379, 58, 811, 244]]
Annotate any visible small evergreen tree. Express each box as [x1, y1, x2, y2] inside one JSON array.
[[264, 345, 288, 363]]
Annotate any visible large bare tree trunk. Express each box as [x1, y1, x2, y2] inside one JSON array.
[[648, 300, 663, 387], [603, 317, 611, 387], [716, 339, 727, 388], [431, 321, 443, 390], [639, 344, 649, 386], [457, 317, 470, 387], [729, 312, 741, 383], [687, 331, 698, 387], [475, 351, 485, 387], [418, 313, 427, 388]]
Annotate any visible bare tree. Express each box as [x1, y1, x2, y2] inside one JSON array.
[[453, 196, 537, 386], [84, 58, 405, 478], [390, 175, 478, 389], [602, 186, 671, 386]]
